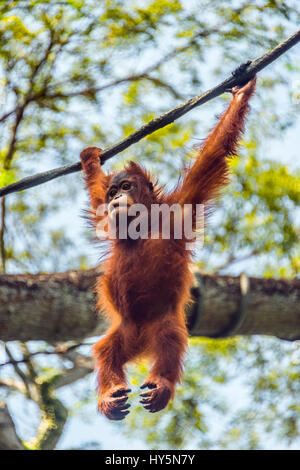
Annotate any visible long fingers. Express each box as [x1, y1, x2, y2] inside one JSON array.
[[99, 386, 132, 421]]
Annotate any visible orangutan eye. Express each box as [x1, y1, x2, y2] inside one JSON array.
[[121, 181, 131, 191], [109, 188, 117, 198]]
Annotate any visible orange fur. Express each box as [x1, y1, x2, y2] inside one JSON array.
[[80, 77, 256, 420]]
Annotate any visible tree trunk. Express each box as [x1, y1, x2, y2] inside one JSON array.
[[0, 268, 299, 342]]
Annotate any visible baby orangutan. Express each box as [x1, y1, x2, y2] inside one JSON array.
[[80, 76, 256, 420]]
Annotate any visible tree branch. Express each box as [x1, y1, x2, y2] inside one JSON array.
[[0, 376, 39, 402], [0, 341, 94, 368], [29, 383, 68, 450], [0, 378, 26, 394], [0, 268, 299, 342], [0, 29, 299, 198], [54, 353, 94, 389]]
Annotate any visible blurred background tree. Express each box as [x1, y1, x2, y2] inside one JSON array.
[[0, 0, 299, 450]]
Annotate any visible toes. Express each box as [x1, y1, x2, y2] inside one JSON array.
[[140, 381, 156, 390], [143, 405, 153, 411], [142, 400, 155, 409], [140, 398, 151, 404], [109, 404, 131, 420], [101, 399, 131, 421], [109, 393, 131, 411], [139, 380, 172, 413], [111, 395, 129, 406], [120, 403, 131, 411], [140, 390, 159, 411], [99, 387, 132, 420], [113, 402, 130, 412], [142, 400, 163, 413], [107, 408, 130, 421], [140, 390, 154, 398], [111, 387, 131, 397]]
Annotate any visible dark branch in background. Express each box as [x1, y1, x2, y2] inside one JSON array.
[[4, 344, 31, 397], [0, 341, 94, 367], [0, 29, 299, 198]]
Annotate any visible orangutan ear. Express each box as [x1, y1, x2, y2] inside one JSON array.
[[148, 182, 154, 192]]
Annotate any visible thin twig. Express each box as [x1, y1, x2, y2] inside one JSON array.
[[4, 345, 31, 397], [0, 341, 94, 367], [0, 28, 203, 124], [0, 29, 299, 198]]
